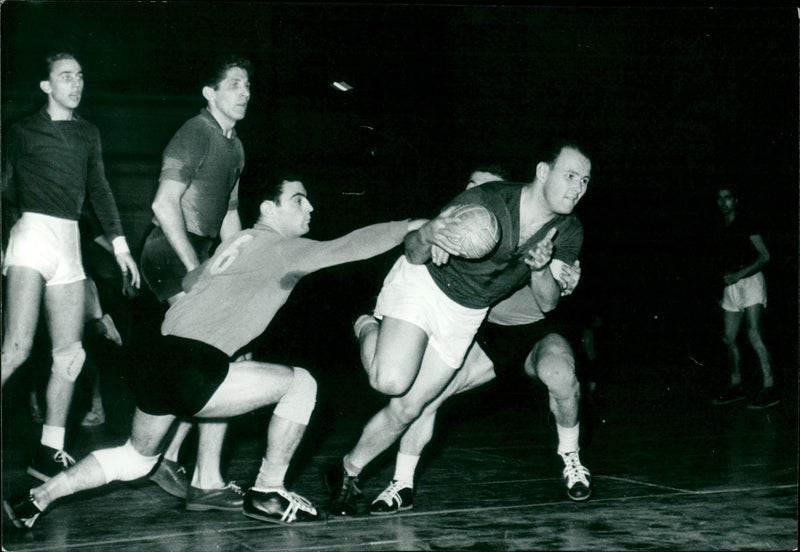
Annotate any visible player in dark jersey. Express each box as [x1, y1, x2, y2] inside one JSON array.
[[326, 141, 592, 516], [1, 52, 140, 482]]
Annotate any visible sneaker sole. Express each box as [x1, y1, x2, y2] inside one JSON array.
[[712, 397, 746, 405], [3, 500, 25, 529], [26, 467, 52, 483], [370, 505, 413, 516], [567, 490, 592, 502], [243, 509, 326, 525], [186, 502, 243, 512], [150, 476, 189, 499]]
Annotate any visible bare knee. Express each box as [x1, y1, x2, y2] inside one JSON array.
[[2, 335, 36, 368], [369, 368, 413, 397], [528, 334, 578, 398], [386, 398, 425, 428]]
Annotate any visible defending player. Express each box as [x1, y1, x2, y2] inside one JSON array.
[[4, 171, 427, 528]]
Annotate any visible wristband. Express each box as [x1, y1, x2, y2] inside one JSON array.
[[111, 236, 130, 255]]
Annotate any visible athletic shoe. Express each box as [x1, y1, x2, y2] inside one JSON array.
[[80, 408, 106, 427], [186, 481, 245, 511], [712, 385, 746, 405], [3, 493, 42, 530], [369, 480, 414, 515], [324, 463, 361, 516], [150, 458, 190, 499], [27, 445, 76, 482], [243, 487, 323, 524], [746, 386, 780, 410], [353, 314, 379, 340], [559, 451, 592, 502]]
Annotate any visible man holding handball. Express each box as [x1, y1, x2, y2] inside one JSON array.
[[327, 140, 591, 516]]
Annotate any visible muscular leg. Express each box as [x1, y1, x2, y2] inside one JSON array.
[[347, 345, 458, 474], [525, 333, 580, 431], [399, 342, 496, 457], [162, 421, 194, 464], [722, 310, 744, 387], [42, 280, 85, 432], [743, 304, 774, 388], [190, 422, 228, 489], [29, 408, 176, 511], [1, 266, 45, 386], [361, 316, 429, 396]]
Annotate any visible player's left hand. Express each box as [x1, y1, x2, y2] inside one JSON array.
[[552, 259, 581, 296], [115, 252, 141, 290], [523, 227, 556, 271], [722, 272, 740, 286]]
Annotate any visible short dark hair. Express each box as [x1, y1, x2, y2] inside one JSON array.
[[202, 55, 252, 89], [540, 138, 591, 167], [471, 164, 510, 181], [43, 52, 79, 80]]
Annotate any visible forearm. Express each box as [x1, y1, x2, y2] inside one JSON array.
[[219, 209, 242, 241], [152, 201, 200, 271], [529, 266, 561, 313], [404, 230, 432, 264]]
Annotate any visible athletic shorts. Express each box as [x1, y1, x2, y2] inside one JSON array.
[[140, 224, 214, 303], [721, 272, 767, 312], [374, 256, 488, 368], [2, 213, 86, 286], [475, 318, 558, 382], [129, 334, 230, 417]]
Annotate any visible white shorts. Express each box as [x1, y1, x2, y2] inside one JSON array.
[[374, 256, 488, 368], [721, 272, 767, 312], [3, 212, 86, 286]]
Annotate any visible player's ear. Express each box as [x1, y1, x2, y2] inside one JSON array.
[[39, 80, 52, 95], [258, 200, 275, 219], [535, 161, 550, 182], [202, 86, 215, 104]]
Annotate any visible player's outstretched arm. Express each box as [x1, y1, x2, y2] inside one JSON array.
[[404, 208, 464, 264]]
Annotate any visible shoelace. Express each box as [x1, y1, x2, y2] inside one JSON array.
[[276, 490, 316, 523], [53, 449, 76, 468], [374, 481, 409, 508], [225, 482, 245, 496], [561, 452, 590, 488]]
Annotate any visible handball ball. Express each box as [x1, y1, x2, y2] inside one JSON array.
[[448, 204, 501, 259]]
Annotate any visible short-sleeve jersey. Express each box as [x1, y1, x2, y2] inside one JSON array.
[[426, 181, 583, 309], [158, 109, 244, 238], [2, 106, 124, 238], [161, 220, 409, 356]]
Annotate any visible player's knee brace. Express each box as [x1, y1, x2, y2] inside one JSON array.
[[91, 439, 160, 484], [273, 367, 317, 425], [51, 342, 86, 382]]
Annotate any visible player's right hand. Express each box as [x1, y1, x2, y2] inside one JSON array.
[[430, 244, 451, 266], [419, 207, 466, 257]]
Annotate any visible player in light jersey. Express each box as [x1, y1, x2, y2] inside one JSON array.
[[4, 172, 427, 528]]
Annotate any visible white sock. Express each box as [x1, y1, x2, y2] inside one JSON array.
[[41, 425, 65, 451], [254, 458, 288, 490], [393, 453, 419, 488], [556, 423, 580, 455]]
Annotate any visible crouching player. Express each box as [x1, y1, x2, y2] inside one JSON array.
[[4, 172, 427, 528]]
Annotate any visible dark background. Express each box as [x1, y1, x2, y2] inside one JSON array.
[[2, 3, 797, 402]]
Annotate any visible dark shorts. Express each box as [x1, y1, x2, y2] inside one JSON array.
[[129, 335, 230, 417], [475, 318, 564, 381], [140, 224, 214, 303]]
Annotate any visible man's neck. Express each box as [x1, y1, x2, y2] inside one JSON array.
[[723, 211, 736, 226], [207, 106, 235, 138], [47, 103, 74, 121]]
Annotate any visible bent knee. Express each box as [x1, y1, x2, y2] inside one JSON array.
[[528, 334, 577, 392], [387, 400, 425, 427], [51, 342, 86, 382], [369, 371, 413, 397], [92, 439, 160, 483]]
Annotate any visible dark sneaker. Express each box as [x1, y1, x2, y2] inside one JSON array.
[[27, 445, 76, 482], [186, 482, 245, 511], [369, 480, 414, 515], [560, 451, 592, 502], [747, 386, 780, 410], [3, 493, 43, 530], [243, 488, 324, 524], [150, 458, 190, 499], [712, 385, 746, 406], [324, 463, 361, 516]]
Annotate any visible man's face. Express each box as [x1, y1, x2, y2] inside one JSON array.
[[466, 171, 503, 189], [42, 58, 83, 112], [540, 147, 591, 215], [208, 66, 251, 124], [273, 180, 314, 237], [717, 189, 737, 215]]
